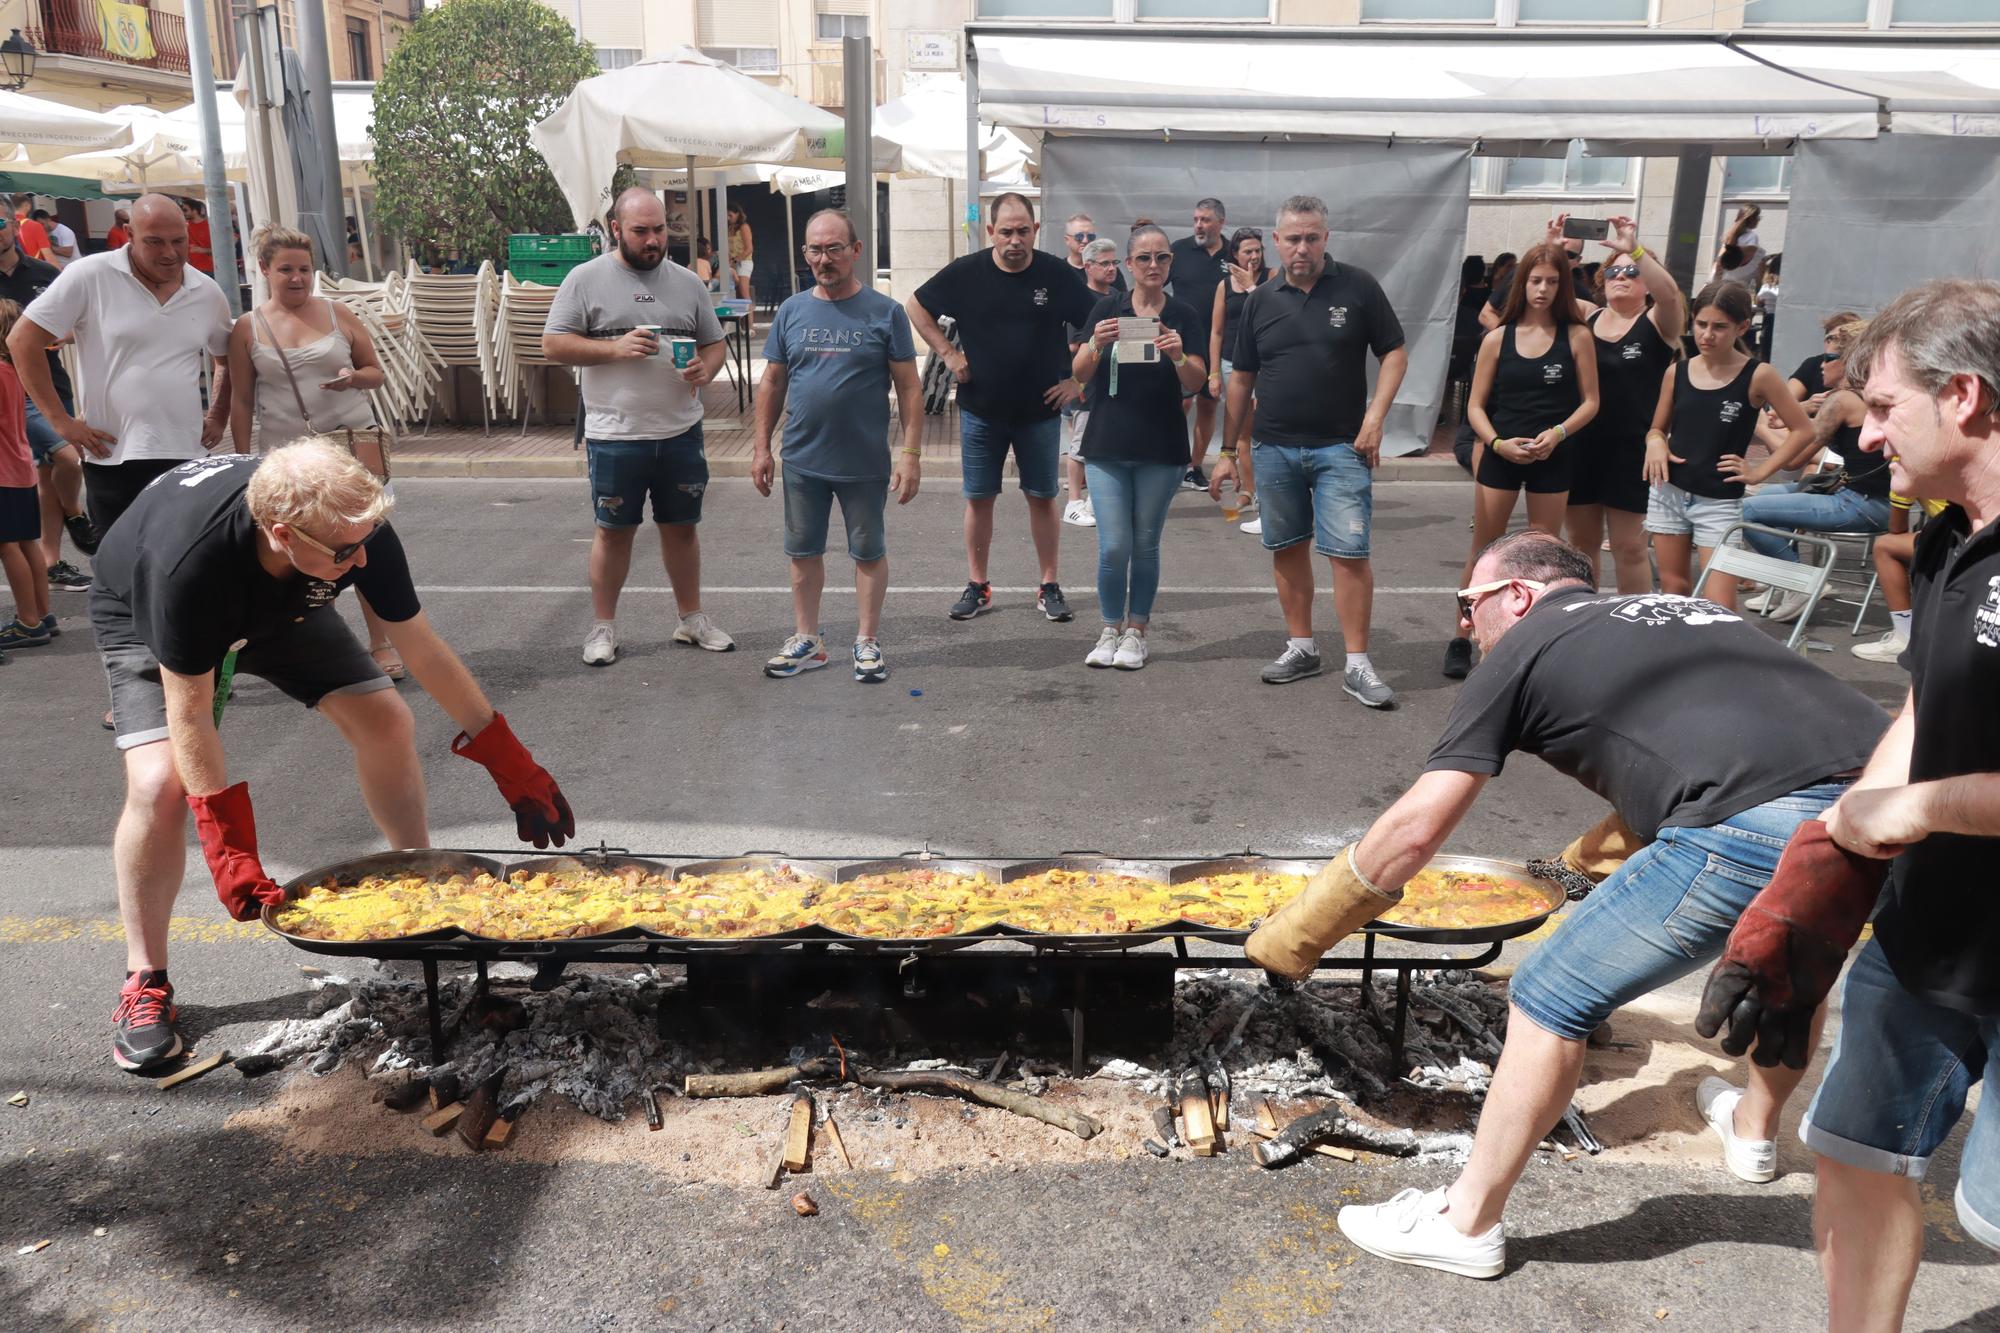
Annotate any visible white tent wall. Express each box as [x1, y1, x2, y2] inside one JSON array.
[[1039, 138, 1470, 459], [1775, 137, 2000, 377]]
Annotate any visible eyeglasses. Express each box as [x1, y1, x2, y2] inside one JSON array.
[[288, 519, 382, 566], [1069, 231, 1097, 243], [1455, 577, 1546, 621], [1130, 253, 1172, 266], [1085, 258, 1118, 268], [1604, 264, 1642, 279], [801, 243, 852, 259]]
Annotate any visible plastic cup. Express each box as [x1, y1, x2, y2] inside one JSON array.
[[1221, 491, 1246, 523], [667, 336, 696, 370]]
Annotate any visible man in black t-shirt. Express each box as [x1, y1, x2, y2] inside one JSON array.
[[1793, 281, 2000, 1318], [0, 214, 96, 588], [1168, 197, 1230, 490], [908, 193, 1096, 623], [1282, 530, 1886, 1280], [90, 443, 573, 1074], [1210, 195, 1408, 707]]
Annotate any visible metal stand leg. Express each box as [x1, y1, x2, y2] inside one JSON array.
[[1069, 968, 1088, 1077], [1390, 970, 1412, 1067], [422, 957, 446, 1058], [1359, 931, 1378, 1013]]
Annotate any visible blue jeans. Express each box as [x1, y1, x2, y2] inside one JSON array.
[[585, 427, 707, 527], [783, 470, 888, 563], [1509, 780, 1853, 1042], [959, 409, 1060, 500], [1084, 460, 1181, 624], [25, 391, 72, 466], [1803, 938, 2000, 1250], [1741, 484, 1890, 562], [1250, 440, 1372, 558]]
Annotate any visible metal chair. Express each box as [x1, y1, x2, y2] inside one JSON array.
[[1693, 522, 1840, 653]]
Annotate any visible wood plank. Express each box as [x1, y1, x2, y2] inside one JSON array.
[[824, 1115, 853, 1171], [1180, 1091, 1218, 1157], [421, 1102, 464, 1136], [783, 1092, 814, 1173], [156, 1050, 230, 1091]]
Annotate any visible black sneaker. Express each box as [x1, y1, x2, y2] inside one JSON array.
[[64, 513, 101, 556], [1443, 637, 1474, 680], [1037, 582, 1073, 622], [112, 970, 182, 1072], [1181, 465, 1208, 491], [47, 559, 90, 591], [948, 581, 992, 620]]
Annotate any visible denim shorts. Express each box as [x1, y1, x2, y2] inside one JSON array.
[[1803, 939, 2000, 1250], [586, 427, 707, 528], [1645, 481, 1742, 549], [25, 395, 67, 466], [1509, 779, 1852, 1042], [960, 409, 1060, 500], [1251, 439, 1372, 558], [783, 469, 888, 563]]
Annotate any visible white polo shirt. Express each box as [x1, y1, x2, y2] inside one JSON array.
[[24, 247, 233, 465]]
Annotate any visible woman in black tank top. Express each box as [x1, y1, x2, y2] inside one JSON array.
[[1566, 216, 1683, 594], [1642, 282, 1811, 611], [1446, 243, 1599, 678], [1208, 228, 1271, 521]]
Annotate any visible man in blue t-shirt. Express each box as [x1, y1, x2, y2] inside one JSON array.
[[751, 209, 921, 684]]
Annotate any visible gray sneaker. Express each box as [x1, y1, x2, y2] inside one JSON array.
[[1343, 661, 1396, 709], [1260, 644, 1323, 685]]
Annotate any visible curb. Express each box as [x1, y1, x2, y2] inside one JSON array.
[[393, 454, 1464, 482]]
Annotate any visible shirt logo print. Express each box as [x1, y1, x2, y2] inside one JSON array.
[[1032, 287, 1049, 307], [1976, 575, 2000, 649], [1543, 363, 1564, 384], [634, 293, 656, 303], [1328, 306, 1348, 328], [1719, 400, 1743, 423], [1603, 593, 1742, 628], [1622, 343, 1644, 361]]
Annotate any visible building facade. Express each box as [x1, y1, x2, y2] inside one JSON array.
[[536, 0, 1999, 300]]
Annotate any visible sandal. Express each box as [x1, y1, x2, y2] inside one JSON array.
[[370, 641, 407, 682]]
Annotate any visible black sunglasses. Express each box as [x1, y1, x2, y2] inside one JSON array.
[[289, 519, 383, 566]]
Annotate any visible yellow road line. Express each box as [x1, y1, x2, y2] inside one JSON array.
[[0, 915, 271, 945]]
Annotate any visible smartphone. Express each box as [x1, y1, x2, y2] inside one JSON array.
[[1561, 217, 1610, 242]]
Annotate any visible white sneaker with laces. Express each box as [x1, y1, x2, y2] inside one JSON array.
[[1745, 588, 1777, 614], [1085, 625, 1120, 668], [1063, 497, 1097, 528], [1697, 1076, 1778, 1183], [672, 611, 736, 652], [1851, 630, 1909, 664], [1337, 1187, 1506, 1280], [582, 622, 617, 667], [1240, 516, 1263, 536], [1112, 628, 1148, 670], [1768, 590, 1814, 625]]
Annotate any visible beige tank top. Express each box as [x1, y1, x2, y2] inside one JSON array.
[[250, 298, 376, 451]]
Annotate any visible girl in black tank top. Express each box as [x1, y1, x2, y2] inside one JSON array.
[[1447, 243, 1599, 678], [1643, 281, 1808, 611]]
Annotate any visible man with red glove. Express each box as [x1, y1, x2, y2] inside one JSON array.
[[1296, 529, 1886, 1280], [1719, 280, 2000, 1332], [88, 441, 573, 1073]]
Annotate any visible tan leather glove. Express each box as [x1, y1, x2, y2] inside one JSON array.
[[1559, 810, 1645, 882], [1245, 844, 1400, 980]]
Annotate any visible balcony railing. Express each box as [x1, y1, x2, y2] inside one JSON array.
[[26, 0, 192, 77]]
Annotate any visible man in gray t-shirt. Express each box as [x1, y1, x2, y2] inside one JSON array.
[[544, 188, 733, 665]]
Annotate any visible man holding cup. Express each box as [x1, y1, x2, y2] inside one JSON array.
[[544, 187, 733, 666]]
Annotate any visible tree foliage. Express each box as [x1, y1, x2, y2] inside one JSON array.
[[370, 0, 598, 263]]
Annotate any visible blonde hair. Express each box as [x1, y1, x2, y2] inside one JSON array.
[[1825, 319, 1869, 361], [246, 438, 392, 532], [253, 223, 316, 269], [0, 298, 18, 363]]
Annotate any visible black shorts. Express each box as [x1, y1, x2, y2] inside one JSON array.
[[1475, 438, 1573, 495], [99, 607, 392, 751], [0, 484, 36, 543], [1567, 430, 1650, 514], [84, 459, 186, 537]]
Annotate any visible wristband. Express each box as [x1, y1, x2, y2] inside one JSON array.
[[1073, 377, 1089, 392], [1629, 244, 1647, 263], [901, 448, 922, 457], [1173, 354, 1188, 367], [1554, 424, 1567, 443]]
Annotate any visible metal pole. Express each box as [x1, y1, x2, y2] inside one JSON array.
[[785, 195, 796, 297], [293, 0, 349, 276], [841, 34, 874, 282], [350, 181, 377, 280], [181, 0, 242, 313], [963, 47, 980, 258], [1664, 146, 1713, 301]]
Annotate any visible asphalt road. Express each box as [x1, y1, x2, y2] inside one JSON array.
[[2, 475, 1991, 1331]]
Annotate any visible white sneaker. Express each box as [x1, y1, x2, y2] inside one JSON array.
[[1240, 516, 1263, 536], [672, 611, 736, 652], [1063, 497, 1097, 528], [1337, 1187, 1505, 1280], [1085, 625, 1120, 668], [582, 622, 617, 667], [1744, 588, 1776, 613], [1851, 630, 1909, 664], [1697, 1076, 1777, 1184], [1768, 590, 1814, 625], [1112, 627, 1148, 670]]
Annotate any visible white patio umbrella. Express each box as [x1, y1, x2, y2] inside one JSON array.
[[530, 46, 895, 231], [874, 76, 1034, 185], [0, 90, 132, 162]]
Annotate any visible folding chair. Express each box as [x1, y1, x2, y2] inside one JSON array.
[[1693, 522, 1839, 653]]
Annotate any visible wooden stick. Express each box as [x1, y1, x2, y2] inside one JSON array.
[[783, 1092, 814, 1172], [483, 1113, 518, 1150], [456, 1070, 506, 1152], [762, 1141, 788, 1190], [157, 1050, 231, 1091], [1257, 1099, 1280, 1137], [421, 1102, 464, 1136], [685, 1057, 840, 1099], [824, 1116, 853, 1170], [1246, 1122, 1357, 1162], [857, 1070, 1101, 1140], [645, 1091, 664, 1131]]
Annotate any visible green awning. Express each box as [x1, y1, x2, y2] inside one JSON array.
[[0, 172, 111, 201]]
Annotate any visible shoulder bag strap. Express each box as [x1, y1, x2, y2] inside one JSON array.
[[252, 308, 314, 434]]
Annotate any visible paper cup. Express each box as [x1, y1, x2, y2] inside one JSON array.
[[634, 324, 662, 355], [667, 337, 696, 369]]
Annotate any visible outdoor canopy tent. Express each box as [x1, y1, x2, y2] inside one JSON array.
[[0, 91, 131, 162]]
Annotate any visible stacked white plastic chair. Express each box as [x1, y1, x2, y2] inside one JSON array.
[[402, 259, 500, 433], [316, 272, 444, 433], [491, 272, 568, 432]]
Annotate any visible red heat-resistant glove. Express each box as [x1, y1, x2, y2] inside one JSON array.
[[451, 712, 575, 849], [1695, 819, 1888, 1070], [187, 781, 287, 922]]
